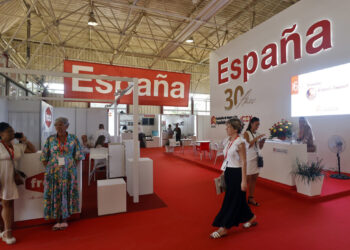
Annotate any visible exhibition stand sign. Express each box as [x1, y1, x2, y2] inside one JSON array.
[[209, 0, 350, 172], [40, 101, 54, 149], [64, 60, 191, 107]]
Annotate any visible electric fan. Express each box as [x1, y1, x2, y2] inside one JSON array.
[[328, 135, 350, 179]]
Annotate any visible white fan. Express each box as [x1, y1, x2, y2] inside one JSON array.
[[328, 135, 349, 180]]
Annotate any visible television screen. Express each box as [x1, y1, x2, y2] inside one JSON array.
[[149, 118, 154, 125], [142, 118, 149, 125], [291, 62, 350, 117]]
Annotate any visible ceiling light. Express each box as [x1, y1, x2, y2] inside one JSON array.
[[186, 36, 194, 43], [88, 11, 98, 26]]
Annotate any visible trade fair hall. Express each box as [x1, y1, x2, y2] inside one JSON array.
[[0, 0, 349, 249]]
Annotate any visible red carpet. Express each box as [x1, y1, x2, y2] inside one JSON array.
[[171, 146, 350, 201], [3, 147, 350, 250], [80, 160, 166, 219]]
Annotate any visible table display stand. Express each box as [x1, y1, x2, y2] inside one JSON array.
[[97, 178, 127, 216]]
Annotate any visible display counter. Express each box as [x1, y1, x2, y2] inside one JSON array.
[[14, 152, 82, 222], [146, 136, 160, 148], [259, 140, 307, 186]]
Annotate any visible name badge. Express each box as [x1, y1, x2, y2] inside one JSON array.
[[58, 157, 65, 166]]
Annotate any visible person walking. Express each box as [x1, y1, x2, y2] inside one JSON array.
[[211, 117, 257, 239]]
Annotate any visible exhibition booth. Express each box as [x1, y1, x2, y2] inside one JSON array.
[[205, 0, 350, 197]]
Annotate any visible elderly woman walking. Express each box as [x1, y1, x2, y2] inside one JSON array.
[[40, 117, 83, 230]]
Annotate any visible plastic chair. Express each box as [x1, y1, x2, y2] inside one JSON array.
[[213, 143, 224, 165], [89, 148, 109, 186], [190, 139, 197, 154], [196, 142, 211, 160]]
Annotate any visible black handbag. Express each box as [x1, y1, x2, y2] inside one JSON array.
[[250, 131, 264, 168], [257, 155, 264, 168]]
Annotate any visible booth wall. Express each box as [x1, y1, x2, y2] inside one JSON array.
[[54, 107, 108, 144], [0, 98, 8, 122], [210, 0, 350, 172], [162, 115, 194, 137], [197, 115, 226, 143], [7, 100, 41, 149], [129, 105, 161, 115]]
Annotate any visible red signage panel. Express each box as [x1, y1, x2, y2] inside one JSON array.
[[64, 60, 191, 107]]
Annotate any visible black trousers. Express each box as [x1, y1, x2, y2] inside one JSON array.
[[212, 167, 254, 229]]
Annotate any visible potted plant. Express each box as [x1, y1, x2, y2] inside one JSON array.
[[269, 119, 292, 140], [293, 158, 325, 196]]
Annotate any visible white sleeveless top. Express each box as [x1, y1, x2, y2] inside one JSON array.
[[246, 131, 259, 161], [221, 136, 246, 171]]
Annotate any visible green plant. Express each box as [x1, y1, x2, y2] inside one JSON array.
[[293, 158, 325, 184]]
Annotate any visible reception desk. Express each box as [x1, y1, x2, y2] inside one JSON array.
[[260, 141, 307, 186], [14, 152, 82, 222]]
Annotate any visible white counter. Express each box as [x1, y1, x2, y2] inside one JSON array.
[[14, 152, 82, 222], [259, 140, 307, 186]]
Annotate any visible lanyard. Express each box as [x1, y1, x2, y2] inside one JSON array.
[[57, 135, 67, 155], [1, 141, 14, 160], [224, 136, 238, 160]]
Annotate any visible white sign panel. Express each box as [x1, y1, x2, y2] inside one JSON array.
[[40, 101, 54, 149]]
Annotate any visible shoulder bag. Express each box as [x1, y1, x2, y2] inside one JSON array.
[[250, 131, 264, 168]]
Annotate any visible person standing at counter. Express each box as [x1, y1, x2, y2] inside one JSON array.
[[0, 122, 36, 245], [40, 117, 84, 231], [167, 124, 174, 139], [211, 117, 257, 239], [243, 117, 265, 206], [298, 117, 316, 152], [174, 123, 182, 145]]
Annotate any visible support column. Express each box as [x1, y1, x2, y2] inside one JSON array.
[[132, 78, 139, 203]]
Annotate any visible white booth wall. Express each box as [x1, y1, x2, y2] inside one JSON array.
[[54, 107, 108, 144], [209, 0, 350, 173], [161, 115, 195, 137], [119, 114, 159, 136], [0, 98, 8, 122], [7, 99, 41, 149]]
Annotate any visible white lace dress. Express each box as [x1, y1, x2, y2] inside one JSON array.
[[0, 142, 26, 200]]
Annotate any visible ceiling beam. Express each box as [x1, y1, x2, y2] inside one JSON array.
[[149, 0, 230, 68]]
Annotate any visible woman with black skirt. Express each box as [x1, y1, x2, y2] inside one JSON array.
[[210, 117, 257, 239]]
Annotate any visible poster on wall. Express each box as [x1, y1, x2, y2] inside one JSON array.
[[40, 101, 54, 149], [63, 60, 191, 107]]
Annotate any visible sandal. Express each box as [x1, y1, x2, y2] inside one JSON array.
[[1, 230, 16, 245], [60, 222, 68, 230], [243, 221, 258, 228], [52, 223, 61, 231], [248, 196, 260, 206], [210, 230, 227, 239]]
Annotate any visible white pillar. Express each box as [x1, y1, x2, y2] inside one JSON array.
[[159, 114, 162, 147], [132, 78, 139, 203], [115, 110, 120, 136]]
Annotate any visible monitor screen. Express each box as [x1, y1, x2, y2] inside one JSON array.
[[142, 118, 149, 125], [291, 62, 350, 117]]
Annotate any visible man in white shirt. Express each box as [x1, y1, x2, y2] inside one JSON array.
[[95, 124, 110, 144]]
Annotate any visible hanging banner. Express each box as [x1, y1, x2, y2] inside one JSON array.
[[40, 101, 54, 149], [64, 60, 191, 107]]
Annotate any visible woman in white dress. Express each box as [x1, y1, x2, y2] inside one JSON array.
[[243, 117, 265, 206], [0, 122, 36, 244], [210, 117, 257, 239]]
